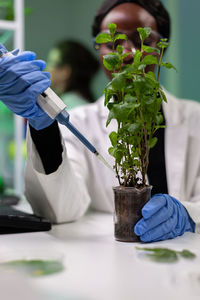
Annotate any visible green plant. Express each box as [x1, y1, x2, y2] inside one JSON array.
[[136, 247, 196, 263], [0, 1, 32, 46], [0, 0, 32, 21], [96, 23, 175, 187]]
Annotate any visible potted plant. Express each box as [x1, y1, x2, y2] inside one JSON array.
[[96, 23, 175, 242]]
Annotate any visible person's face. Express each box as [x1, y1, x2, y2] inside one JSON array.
[[99, 3, 159, 79], [46, 48, 71, 95]]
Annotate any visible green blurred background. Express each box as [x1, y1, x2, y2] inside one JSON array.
[[24, 0, 200, 102]]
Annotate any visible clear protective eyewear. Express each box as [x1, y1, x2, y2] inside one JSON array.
[[93, 29, 161, 52]]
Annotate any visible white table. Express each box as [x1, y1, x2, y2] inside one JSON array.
[[0, 211, 200, 300]]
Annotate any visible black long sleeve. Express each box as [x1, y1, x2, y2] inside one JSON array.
[[147, 108, 168, 195], [29, 121, 63, 174]]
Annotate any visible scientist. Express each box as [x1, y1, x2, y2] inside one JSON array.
[[0, 0, 199, 242], [46, 39, 99, 109]]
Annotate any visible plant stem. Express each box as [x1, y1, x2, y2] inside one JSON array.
[[156, 47, 164, 81], [136, 93, 148, 185], [115, 163, 121, 185]]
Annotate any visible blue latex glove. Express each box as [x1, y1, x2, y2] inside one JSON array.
[[134, 193, 195, 242], [0, 43, 53, 130]]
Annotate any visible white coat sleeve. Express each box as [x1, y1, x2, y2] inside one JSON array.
[[24, 126, 91, 224], [180, 105, 200, 234], [181, 175, 200, 234]]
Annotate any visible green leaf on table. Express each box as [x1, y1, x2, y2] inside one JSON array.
[[179, 250, 196, 259], [136, 247, 196, 263], [0, 259, 64, 277], [136, 247, 178, 263]]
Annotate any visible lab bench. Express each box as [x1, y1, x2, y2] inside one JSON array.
[[0, 210, 199, 300]]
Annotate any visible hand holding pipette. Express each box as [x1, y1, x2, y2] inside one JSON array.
[[0, 45, 113, 171]]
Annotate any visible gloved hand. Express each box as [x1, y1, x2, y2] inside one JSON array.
[[134, 193, 195, 242], [0, 43, 53, 130]]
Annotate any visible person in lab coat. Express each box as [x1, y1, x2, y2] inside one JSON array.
[[46, 39, 99, 110], [0, 0, 199, 242]]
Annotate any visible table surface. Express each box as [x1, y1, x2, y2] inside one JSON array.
[[0, 210, 200, 300]]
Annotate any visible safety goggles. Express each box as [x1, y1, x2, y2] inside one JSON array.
[[93, 29, 161, 51]]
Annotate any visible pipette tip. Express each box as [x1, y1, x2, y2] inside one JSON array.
[[95, 151, 115, 173]]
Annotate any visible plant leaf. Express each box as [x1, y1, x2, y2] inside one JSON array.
[[138, 64, 146, 70], [136, 247, 196, 263], [103, 54, 120, 71], [133, 50, 142, 66], [142, 45, 160, 55], [156, 113, 163, 124], [128, 123, 141, 133], [116, 45, 123, 55], [145, 71, 158, 88], [179, 250, 196, 259], [112, 102, 133, 122], [104, 87, 115, 105], [0, 259, 64, 277], [161, 62, 177, 71], [121, 52, 132, 60], [108, 23, 117, 35], [111, 72, 126, 90], [137, 27, 151, 42], [108, 146, 123, 163], [114, 33, 128, 42], [148, 137, 158, 148], [124, 94, 137, 103], [145, 97, 155, 105], [96, 32, 112, 44], [106, 109, 115, 126], [109, 131, 118, 146], [146, 71, 157, 81], [141, 55, 158, 65], [157, 39, 169, 49], [136, 247, 178, 263], [159, 89, 167, 102]]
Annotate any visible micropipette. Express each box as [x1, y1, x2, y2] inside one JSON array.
[[39, 88, 114, 172], [0, 50, 114, 172]]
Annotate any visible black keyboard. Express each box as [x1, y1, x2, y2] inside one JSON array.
[[0, 205, 51, 234]]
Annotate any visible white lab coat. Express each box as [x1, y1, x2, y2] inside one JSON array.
[[25, 89, 200, 232]]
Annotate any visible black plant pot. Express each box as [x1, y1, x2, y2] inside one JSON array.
[[113, 186, 152, 242]]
